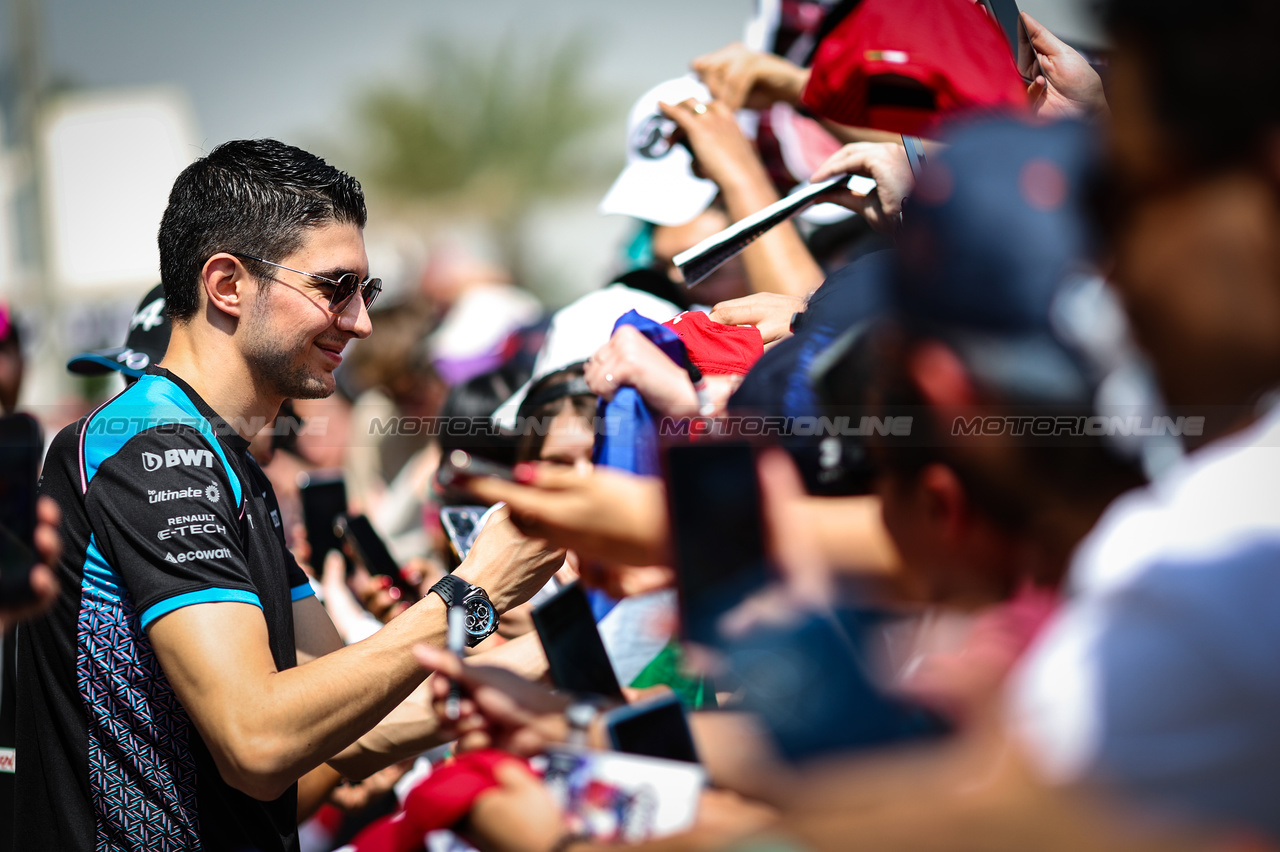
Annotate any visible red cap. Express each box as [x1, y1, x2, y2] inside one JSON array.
[[663, 311, 763, 375], [801, 0, 1026, 136]]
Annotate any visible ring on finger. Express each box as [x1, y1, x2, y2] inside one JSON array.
[[691, 102, 708, 115], [604, 372, 615, 384]]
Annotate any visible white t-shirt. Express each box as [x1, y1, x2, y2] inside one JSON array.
[[1009, 405, 1280, 838]]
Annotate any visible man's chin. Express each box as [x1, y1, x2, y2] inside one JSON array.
[[276, 370, 336, 401]]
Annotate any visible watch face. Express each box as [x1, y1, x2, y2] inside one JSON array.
[[464, 596, 497, 641]]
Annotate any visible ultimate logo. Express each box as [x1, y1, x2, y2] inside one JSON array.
[[206, 483, 220, 504]]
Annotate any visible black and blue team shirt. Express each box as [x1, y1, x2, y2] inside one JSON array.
[[15, 367, 314, 852]]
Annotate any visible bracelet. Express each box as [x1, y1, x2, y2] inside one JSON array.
[[548, 831, 589, 852], [564, 698, 605, 747]]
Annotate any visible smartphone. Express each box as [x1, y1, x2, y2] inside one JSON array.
[[436, 449, 517, 491], [336, 513, 419, 602], [978, 0, 1022, 62], [0, 413, 44, 604], [297, 471, 348, 566], [604, 693, 700, 764], [726, 610, 951, 763], [1013, 6, 1042, 85], [533, 581, 625, 701], [439, 504, 488, 563], [663, 441, 771, 647]]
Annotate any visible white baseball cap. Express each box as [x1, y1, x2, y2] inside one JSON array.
[[491, 284, 681, 431], [599, 76, 723, 227]]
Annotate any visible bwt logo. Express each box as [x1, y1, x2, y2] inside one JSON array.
[[141, 449, 216, 471]]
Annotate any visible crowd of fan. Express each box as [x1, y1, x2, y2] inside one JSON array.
[[3, 0, 1280, 850]]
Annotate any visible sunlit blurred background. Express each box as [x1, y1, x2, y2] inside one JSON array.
[[0, 0, 1099, 415]]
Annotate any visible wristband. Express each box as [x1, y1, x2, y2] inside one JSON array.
[[565, 699, 603, 748]]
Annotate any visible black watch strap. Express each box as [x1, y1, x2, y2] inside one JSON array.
[[429, 573, 470, 607]]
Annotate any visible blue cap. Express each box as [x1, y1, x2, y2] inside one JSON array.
[[893, 118, 1103, 401]]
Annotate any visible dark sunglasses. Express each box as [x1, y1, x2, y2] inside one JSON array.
[[232, 252, 382, 313]]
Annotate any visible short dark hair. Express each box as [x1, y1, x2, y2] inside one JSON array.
[[857, 327, 1145, 535], [514, 365, 596, 463], [158, 139, 367, 323], [1103, 0, 1280, 172]]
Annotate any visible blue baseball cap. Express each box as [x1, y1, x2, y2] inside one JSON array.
[[893, 117, 1105, 402]]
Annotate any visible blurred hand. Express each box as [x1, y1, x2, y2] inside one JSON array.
[[658, 99, 769, 192], [496, 598, 536, 639], [461, 464, 669, 568], [756, 448, 832, 605], [691, 42, 808, 111], [328, 759, 414, 812], [694, 788, 780, 838], [585, 325, 697, 415], [464, 761, 567, 852], [1, 497, 62, 631], [579, 561, 676, 600], [319, 550, 387, 644], [1018, 12, 1107, 120], [454, 506, 567, 615], [405, 555, 447, 596], [710, 292, 807, 345], [416, 644, 573, 756], [348, 567, 409, 623], [812, 142, 914, 234]]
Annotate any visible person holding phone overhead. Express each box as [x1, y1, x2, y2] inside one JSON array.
[[14, 140, 564, 852]]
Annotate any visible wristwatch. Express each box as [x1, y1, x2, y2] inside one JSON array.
[[429, 574, 499, 647]]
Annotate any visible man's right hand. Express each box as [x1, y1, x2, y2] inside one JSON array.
[[452, 506, 566, 615]]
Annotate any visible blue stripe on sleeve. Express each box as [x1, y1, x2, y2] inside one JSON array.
[[139, 588, 263, 631], [290, 582, 316, 602]]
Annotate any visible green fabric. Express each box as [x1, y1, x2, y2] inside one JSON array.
[[628, 640, 717, 709]]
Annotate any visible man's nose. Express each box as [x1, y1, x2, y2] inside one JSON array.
[[336, 292, 373, 339]]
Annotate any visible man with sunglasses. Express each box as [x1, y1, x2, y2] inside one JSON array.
[[15, 139, 565, 852]]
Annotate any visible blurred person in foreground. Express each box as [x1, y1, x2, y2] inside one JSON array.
[[437, 26, 1280, 837], [1003, 0, 1280, 838], [15, 139, 564, 852]]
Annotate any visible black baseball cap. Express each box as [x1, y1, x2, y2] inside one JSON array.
[[67, 284, 171, 378]]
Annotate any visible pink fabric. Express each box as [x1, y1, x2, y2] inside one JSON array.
[[899, 583, 1059, 724]]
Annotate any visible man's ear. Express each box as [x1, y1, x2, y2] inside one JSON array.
[[907, 340, 977, 408], [918, 462, 969, 544], [201, 253, 247, 319]]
